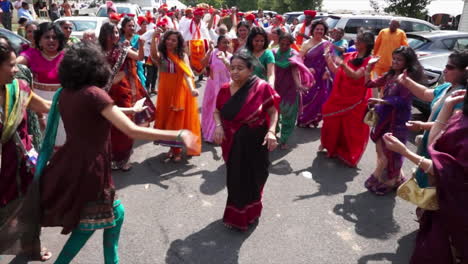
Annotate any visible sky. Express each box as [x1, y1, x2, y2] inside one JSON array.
[[321, 0, 466, 15]]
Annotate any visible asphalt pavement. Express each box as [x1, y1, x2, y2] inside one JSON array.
[[1, 79, 422, 264]]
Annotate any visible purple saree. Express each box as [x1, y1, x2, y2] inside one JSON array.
[[365, 75, 413, 192], [298, 40, 333, 127]]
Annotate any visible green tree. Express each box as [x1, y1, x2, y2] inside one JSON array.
[[287, 0, 323, 12], [384, 0, 432, 19], [369, 0, 382, 13]]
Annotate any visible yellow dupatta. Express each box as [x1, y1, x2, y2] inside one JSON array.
[[1, 79, 32, 144], [167, 52, 194, 112]]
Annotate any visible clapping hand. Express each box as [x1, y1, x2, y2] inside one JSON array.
[[444, 89, 466, 109], [383, 133, 408, 155], [406, 120, 425, 132]]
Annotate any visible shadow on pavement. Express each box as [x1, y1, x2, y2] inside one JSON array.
[[199, 165, 226, 195], [269, 126, 321, 163], [293, 152, 359, 200], [357, 231, 417, 263], [113, 153, 199, 190], [165, 220, 256, 264], [333, 191, 401, 240]]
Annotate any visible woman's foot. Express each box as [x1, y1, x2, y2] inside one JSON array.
[[40, 247, 52, 262], [162, 151, 174, 163], [111, 162, 121, 171], [364, 174, 378, 189], [173, 153, 183, 163], [317, 144, 325, 152], [120, 163, 133, 172], [279, 143, 290, 150]]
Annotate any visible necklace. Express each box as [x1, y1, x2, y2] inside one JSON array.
[[41, 51, 60, 61]]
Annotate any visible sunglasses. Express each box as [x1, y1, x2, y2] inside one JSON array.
[[445, 64, 457, 71]]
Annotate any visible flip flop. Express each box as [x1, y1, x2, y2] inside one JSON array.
[[40, 247, 52, 262]]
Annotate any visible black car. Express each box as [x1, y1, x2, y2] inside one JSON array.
[[0, 28, 30, 54], [407, 31, 468, 115]]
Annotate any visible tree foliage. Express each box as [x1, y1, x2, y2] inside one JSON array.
[[180, 0, 323, 13], [369, 0, 381, 13], [384, 0, 432, 19]]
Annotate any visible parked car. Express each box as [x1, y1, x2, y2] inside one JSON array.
[[96, 3, 143, 18], [407, 30, 468, 57], [285, 12, 328, 25], [78, 0, 100, 16], [0, 28, 29, 53], [54, 17, 110, 39], [325, 14, 438, 42], [407, 30, 468, 115]]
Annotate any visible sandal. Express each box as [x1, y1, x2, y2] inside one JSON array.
[[162, 151, 174, 163], [111, 162, 121, 171], [364, 174, 378, 190]]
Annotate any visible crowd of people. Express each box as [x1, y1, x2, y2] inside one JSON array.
[[0, 2, 468, 263]]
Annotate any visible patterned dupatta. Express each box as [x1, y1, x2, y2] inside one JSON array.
[[103, 46, 130, 92], [1, 79, 32, 144]]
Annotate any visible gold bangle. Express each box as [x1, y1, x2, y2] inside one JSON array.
[[417, 156, 425, 168]]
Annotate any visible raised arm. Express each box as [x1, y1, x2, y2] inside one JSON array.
[[150, 31, 161, 65], [101, 104, 198, 152], [396, 70, 434, 102]]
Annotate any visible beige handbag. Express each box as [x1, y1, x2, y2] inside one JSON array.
[[363, 105, 379, 127], [396, 171, 439, 210]]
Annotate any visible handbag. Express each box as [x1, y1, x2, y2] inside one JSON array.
[[396, 170, 439, 210], [134, 93, 156, 125], [363, 105, 379, 127]]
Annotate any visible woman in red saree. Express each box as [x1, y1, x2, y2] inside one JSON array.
[[321, 32, 375, 167], [383, 88, 468, 263], [99, 22, 151, 171], [213, 52, 280, 231]]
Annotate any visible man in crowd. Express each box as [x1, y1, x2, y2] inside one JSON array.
[[18, 2, 33, 21], [373, 19, 408, 77], [293, 9, 316, 46], [180, 7, 211, 81], [332, 28, 348, 58], [0, 0, 13, 30]]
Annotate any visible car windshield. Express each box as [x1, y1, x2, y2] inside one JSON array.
[[408, 36, 430, 50], [97, 7, 131, 17], [325, 17, 339, 29], [72, 21, 97, 31], [0, 30, 27, 52]]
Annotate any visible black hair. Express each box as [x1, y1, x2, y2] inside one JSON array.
[[230, 50, 255, 69], [98, 22, 116, 50], [279, 33, 294, 44], [216, 35, 228, 47], [21, 2, 28, 8], [59, 42, 111, 90], [18, 17, 28, 25], [246, 26, 268, 51], [34, 22, 66, 51], [0, 35, 15, 65], [120, 17, 133, 36], [236, 21, 250, 35], [448, 50, 468, 86], [387, 46, 425, 84], [350, 31, 374, 67], [25, 20, 39, 31], [58, 20, 71, 27], [311, 19, 328, 36], [271, 27, 283, 37], [157, 30, 185, 59]]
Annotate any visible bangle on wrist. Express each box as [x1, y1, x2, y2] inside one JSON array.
[[215, 123, 222, 127], [417, 156, 425, 168], [434, 119, 447, 126], [268, 130, 276, 135], [176, 129, 185, 142]]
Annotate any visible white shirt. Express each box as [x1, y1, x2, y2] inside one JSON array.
[[293, 23, 312, 38], [180, 19, 210, 41], [141, 29, 154, 57]]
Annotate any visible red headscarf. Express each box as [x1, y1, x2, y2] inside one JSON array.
[[137, 16, 148, 25]]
